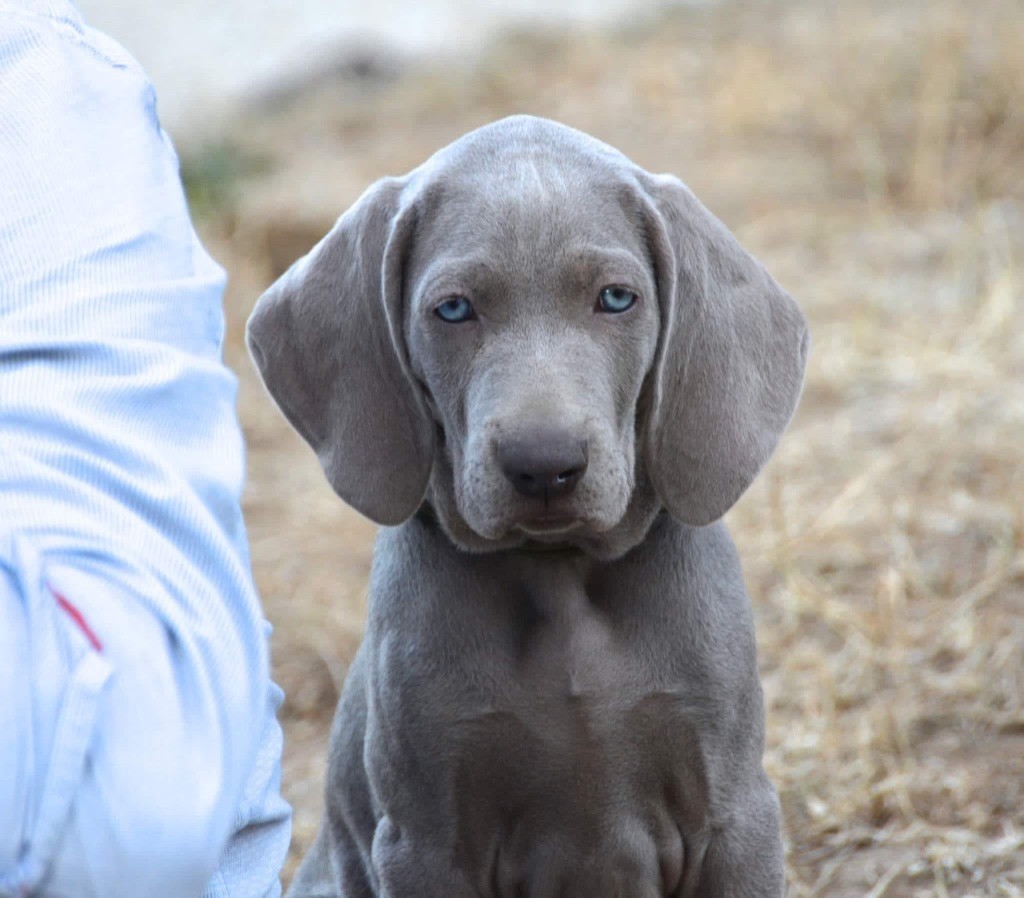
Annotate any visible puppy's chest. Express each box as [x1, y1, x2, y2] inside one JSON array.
[[467, 574, 684, 763], [428, 576, 709, 890], [369, 565, 722, 893], [508, 577, 631, 702]]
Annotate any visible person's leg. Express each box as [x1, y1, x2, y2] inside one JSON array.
[[0, 533, 292, 898], [0, 3, 290, 895], [201, 662, 293, 898]]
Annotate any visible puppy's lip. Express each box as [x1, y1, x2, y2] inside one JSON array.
[[515, 516, 582, 536]]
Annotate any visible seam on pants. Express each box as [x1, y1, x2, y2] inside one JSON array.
[[16, 651, 111, 893]]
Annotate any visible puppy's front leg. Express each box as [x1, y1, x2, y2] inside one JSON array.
[[693, 778, 785, 898], [371, 816, 480, 898]]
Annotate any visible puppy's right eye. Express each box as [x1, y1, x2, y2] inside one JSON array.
[[435, 296, 476, 323]]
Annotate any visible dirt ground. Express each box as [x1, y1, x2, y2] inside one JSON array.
[[187, 0, 1024, 893]]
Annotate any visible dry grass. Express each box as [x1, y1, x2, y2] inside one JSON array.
[[192, 0, 1024, 893]]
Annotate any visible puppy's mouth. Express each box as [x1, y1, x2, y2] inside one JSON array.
[[515, 515, 582, 537]]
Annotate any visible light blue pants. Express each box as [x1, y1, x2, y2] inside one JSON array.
[[0, 2, 291, 895]]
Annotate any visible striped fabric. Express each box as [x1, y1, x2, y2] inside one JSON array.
[[0, 2, 291, 895]]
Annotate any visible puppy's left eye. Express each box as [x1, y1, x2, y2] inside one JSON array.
[[435, 295, 476, 323], [597, 286, 638, 314]]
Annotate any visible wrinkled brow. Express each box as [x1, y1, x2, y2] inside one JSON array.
[[412, 255, 498, 305], [556, 245, 652, 297]]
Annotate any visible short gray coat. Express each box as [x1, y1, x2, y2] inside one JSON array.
[[247, 115, 809, 897]]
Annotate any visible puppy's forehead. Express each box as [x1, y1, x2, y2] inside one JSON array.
[[426, 115, 633, 186], [411, 117, 644, 265]]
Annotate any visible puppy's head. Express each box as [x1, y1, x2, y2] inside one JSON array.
[[247, 116, 809, 558]]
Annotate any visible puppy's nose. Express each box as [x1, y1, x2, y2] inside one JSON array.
[[497, 430, 588, 500]]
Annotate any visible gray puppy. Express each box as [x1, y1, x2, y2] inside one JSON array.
[[248, 115, 809, 898]]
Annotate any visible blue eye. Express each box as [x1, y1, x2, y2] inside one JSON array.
[[597, 286, 637, 314], [434, 295, 475, 323]]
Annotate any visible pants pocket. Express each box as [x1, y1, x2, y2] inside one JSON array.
[[0, 533, 112, 897]]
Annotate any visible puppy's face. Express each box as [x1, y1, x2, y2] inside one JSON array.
[[405, 163, 662, 556], [247, 116, 809, 559]]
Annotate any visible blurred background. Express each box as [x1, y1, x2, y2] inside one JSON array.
[[79, 0, 1024, 894]]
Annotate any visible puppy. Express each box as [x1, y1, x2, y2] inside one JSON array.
[[248, 115, 809, 898]]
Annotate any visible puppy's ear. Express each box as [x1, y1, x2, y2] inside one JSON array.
[[246, 177, 434, 525], [641, 174, 809, 526]]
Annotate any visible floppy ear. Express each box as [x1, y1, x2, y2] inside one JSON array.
[[246, 177, 434, 526], [641, 174, 810, 526]]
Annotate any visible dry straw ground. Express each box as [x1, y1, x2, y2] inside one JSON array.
[[189, 0, 1024, 893]]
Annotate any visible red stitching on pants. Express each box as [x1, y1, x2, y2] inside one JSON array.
[[51, 589, 103, 653]]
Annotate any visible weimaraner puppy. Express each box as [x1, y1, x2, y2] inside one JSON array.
[[248, 115, 809, 898]]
